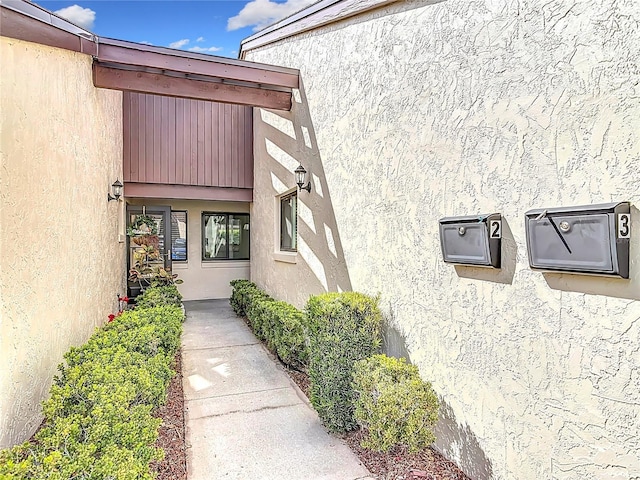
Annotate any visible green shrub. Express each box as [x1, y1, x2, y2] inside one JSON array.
[[230, 281, 308, 370], [259, 300, 308, 369], [305, 292, 382, 432], [352, 354, 439, 453], [245, 290, 274, 340], [0, 297, 184, 479], [229, 279, 259, 317], [135, 285, 182, 309]]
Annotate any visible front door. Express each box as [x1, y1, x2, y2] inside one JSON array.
[[126, 205, 172, 296]]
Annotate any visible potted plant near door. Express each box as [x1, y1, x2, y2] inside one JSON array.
[[127, 214, 160, 248], [127, 214, 159, 299]]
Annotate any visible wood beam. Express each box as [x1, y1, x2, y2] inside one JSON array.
[[124, 183, 253, 202], [93, 64, 292, 110], [97, 40, 299, 90]]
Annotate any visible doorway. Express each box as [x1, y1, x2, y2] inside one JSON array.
[[126, 205, 172, 297]]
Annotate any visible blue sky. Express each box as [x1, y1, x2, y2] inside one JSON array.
[[36, 0, 316, 58]]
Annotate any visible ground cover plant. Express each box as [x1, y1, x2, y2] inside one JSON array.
[[0, 287, 184, 479]]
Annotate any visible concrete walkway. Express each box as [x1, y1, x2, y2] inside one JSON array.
[[182, 299, 374, 480]]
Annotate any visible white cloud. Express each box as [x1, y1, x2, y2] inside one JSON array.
[[188, 46, 223, 53], [169, 38, 190, 49], [196, 36, 205, 43], [54, 4, 95, 30], [140, 41, 153, 45], [227, 0, 316, 32]]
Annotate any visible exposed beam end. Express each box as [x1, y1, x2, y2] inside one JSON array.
[[93, 63, 292, 111]]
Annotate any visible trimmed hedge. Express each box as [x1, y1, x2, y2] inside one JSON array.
[[229, 279, 263, 318], [305, 292, 382, 432], [230, 280, 308, 371], [353, 354, 439, 453], [256, 300, 308, 370], [135, 284, 183, 309], [0, 288, 184, 479], [228, 282, 438, 451]]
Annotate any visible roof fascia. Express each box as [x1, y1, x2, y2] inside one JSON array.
[[1, 0, 299, 108], [0, 0, 97, 54], [240, 0, 398, 56]]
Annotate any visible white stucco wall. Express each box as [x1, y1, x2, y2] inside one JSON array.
[[0, 37, 125, 447], [126, 199, 250, 300], [244, 1, 640, 478]]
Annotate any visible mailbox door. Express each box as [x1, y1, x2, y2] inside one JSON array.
[[527, 213, 614, 272], [441, 223, 491, 265]]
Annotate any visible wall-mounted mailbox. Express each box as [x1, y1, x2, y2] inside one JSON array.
[[525, 202, 630, 278], [439, 214, 502, 268]]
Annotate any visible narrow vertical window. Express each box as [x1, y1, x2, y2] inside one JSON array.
[[171, 211, 187, 261], [229, 214, 251, 259], [280, 192, 297, 251]]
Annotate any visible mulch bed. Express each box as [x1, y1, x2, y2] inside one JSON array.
[[340, 430, 469, 480], [152, 351, 187, 480]]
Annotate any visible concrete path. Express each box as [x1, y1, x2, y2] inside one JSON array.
[[182, 299, 374, 480]]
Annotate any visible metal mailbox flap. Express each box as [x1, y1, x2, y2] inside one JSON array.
[[439, 213, 501, 268], [525, 202, 630, 278]]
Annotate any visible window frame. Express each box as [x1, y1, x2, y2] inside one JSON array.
[[201, 212, 250, 261], [170, 210, 188, 262], [279, 191, 298, 252]]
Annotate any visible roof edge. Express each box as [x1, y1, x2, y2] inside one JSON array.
[[239, 0, 398, 57], [0, 0, 95, 40], [0, 0, 299, 78]]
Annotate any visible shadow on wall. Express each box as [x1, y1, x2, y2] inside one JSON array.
[[542, 204, 640, 300], [454, 217, 517, 285], [382, 314, 411, 361], [381, 310, 493, 480], [255, 79, 352, 295], [436, 401, 494, 480]]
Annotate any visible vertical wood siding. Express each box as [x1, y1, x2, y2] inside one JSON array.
[[123, 92, 253, 189]]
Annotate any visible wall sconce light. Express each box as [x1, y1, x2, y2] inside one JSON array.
[[294, 164, 311, 193], [107, 179, 123, 202]]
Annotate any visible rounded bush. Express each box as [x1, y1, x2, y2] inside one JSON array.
[[352, 354, 439, 453], [135, 285, 182, 309]]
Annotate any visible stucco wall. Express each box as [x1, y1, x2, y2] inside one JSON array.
[[244, 1, 640, 478], [126, 198, 250, 300], [0, 37, 125, 447]]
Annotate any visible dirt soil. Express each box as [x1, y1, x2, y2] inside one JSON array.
[[152, 351, 187, 480]]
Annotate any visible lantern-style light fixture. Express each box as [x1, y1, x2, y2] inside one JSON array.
[[108, 179, 123, 202], [294, 164, 311, 193]]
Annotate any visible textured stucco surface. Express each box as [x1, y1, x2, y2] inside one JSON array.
[[245, 1, 640, 478], [126, 198, 250, 300], [0, 37, 125, 447]]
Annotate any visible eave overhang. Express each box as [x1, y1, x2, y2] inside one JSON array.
[[0, 0, 299, 110], [239, 0, 399, 57]]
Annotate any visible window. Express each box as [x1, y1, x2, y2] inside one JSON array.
[[202, 213, 250, 260], [280, 192, 297, 251], [171, 211, 187, 261]]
